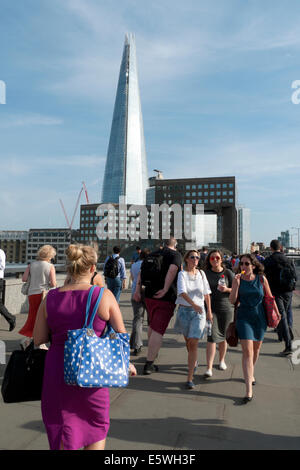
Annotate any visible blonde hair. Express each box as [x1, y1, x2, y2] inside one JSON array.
[[37, 245, 56, 261], [66, 244, 97, 277]]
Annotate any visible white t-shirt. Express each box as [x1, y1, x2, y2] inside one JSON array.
[[0, 249, 5, 279], [176, 270, 211, 310]]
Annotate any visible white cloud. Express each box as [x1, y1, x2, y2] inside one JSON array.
[[0, 113, 63, 128]]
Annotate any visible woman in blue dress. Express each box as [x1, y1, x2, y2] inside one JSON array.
[[229, 253, 275, 403]]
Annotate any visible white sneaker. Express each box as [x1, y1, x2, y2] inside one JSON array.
[[219, 361, 227, 371], [204, 369, 213, 378]]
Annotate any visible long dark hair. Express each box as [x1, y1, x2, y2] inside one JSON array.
[[238, 253, 264, 275], [204, 249, 224, 271]]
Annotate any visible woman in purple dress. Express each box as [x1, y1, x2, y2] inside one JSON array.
[[33, 244, 136, 450]]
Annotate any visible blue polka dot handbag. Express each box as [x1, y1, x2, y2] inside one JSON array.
[[64, 286, 130, 388]]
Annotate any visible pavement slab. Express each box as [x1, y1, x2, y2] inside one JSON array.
[[1, 288, 300, 450]]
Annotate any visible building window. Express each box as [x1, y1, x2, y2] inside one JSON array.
[[186, 185, 190, 189], [198, 199, 202, 204], [204, 184, 208, 188], [204, 192, 208, 196], [192, 192, 196, 196], [210, 184, 215, 188], [192, 185, 196, 189], [222, 184, 227, 188], [198, 184, 202, 189], [216, 199, 221, 203], [223, 191, 227, 196], [204, 199, 208, 204], [186, 192, 190, 196], [210, 191, 214, 196], [186, 200, 190, 203], [229, 198, 233, 203], [210, 199, 214, 204]]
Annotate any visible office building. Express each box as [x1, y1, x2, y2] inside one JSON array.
[[26, 229, 78, 264], [237, 207, 251, 253], [0, 231, 28, 264]]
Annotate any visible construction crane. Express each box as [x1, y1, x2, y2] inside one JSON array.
[[60, 181, 90, 230]]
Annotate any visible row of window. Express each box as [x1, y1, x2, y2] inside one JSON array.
[[163, 198, 234, 205], [159, 183, 234, 191]]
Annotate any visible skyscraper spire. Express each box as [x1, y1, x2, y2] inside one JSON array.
[[101, 33, 148, 205]]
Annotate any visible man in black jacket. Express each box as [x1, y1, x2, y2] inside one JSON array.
[[263, 240, 297, 356]]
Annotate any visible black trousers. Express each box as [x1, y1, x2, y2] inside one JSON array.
[[0, 279, 15, 325], [275, 292, 293, 350]]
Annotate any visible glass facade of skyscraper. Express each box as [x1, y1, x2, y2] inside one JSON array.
[[102, 34, 148, 205]]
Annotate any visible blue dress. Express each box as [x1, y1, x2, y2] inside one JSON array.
[[236, 275, 267, 341]]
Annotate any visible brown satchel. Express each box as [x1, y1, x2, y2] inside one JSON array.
[[226, 298, 239, 347]]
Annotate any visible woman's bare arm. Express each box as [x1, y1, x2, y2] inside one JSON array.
[[33, 298, 50, 346]]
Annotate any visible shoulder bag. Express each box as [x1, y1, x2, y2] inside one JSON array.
[[64, 286, 130, 388], [226, 285, 239, 347], [1, 341, 47, 403], [260, 276, 281, 328]]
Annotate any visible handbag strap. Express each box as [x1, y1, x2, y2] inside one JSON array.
[[84, 286, 105, 329]]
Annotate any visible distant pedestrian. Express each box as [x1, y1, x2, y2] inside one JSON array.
[[204, 250, 234, 377], [263, 240, 297, 356], [229, 254, 275, 403], [33, 244, 136, 450], [133, 237, 182, 375], [175, 250, 212, 389], [131, 246, 142, 265], [19, 245, 56, 344], [130, 248, 150, 356], [254, 250, 265, 263], [103, 247, 126, 303], [0, 248, 16, 331]]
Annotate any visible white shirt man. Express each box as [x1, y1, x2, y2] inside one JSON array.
[[0, 249, 16, 331]]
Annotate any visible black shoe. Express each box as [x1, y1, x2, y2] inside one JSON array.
[[9, 316, 16, 332], [143, 363, 159, 375], [242, 396, 253, 404], [133, 347, 142, 356], [279, 348, 292, 357]]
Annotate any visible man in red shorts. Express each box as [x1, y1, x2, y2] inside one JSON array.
[[133, 238, 182, 375]]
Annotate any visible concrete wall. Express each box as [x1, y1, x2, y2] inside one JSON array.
[[4, 270, 132, 315]]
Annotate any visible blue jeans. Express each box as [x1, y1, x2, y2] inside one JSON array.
[[106, 277, 122, 303]]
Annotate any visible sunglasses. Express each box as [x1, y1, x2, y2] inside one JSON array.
[[240, 261, 251, 266], [210, 256, 221, 261], [189, 255, 200, 260]]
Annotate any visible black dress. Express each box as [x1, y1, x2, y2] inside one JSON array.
[[205, 269, 234, 344]]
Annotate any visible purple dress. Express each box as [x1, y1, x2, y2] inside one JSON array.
[[42, 287, 110, 450]]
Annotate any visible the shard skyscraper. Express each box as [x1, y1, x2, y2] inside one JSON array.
[[101, 33, 148, 205]]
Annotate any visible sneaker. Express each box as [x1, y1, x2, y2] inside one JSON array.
[[204, 369, 213, 378], [219, 361, 227, 371], [185, 381, 195, 390], [133, 347, 142, 356], [9, 316, 16, 332], [143, 363, 159, 375], [279, 348, 292, 357]]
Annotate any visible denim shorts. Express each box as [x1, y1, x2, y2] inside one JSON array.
[[175, 306, 206, 339]]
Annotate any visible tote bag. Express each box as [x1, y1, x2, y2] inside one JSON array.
[[1, 342, 47, 403], [64, 286, 130, 388]]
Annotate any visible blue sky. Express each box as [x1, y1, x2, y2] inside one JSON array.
[[0, 0, 300, 246]]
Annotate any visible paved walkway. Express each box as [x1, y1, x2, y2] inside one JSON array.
[[0, 289, 300, 450]]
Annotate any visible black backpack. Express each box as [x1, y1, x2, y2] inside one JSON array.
[[104, 256, 119, 279], [140, 252, 164, 288], [279, 261, 296, 292]]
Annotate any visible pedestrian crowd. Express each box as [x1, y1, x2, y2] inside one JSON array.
[[0, 237, 297, 450]]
